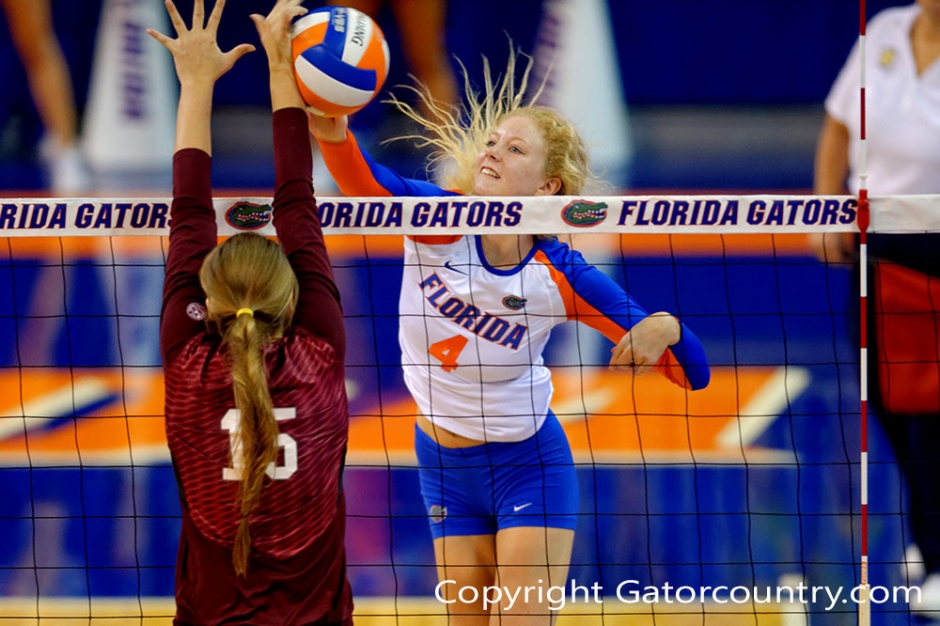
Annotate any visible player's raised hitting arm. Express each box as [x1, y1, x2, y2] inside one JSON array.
[[310, 113, 455, 197]]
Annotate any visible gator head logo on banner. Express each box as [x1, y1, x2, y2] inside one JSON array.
[[561, 200, 608, 227], [225, 202, 273, 230]]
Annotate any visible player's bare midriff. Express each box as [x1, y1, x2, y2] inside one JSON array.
[[417, 415, 488, 448]]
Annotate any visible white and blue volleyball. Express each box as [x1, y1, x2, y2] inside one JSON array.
[[290, 6, 390, 117]]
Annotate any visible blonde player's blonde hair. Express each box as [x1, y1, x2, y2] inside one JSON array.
[[387, 48, 593, 195], [198, 232, 299, 577]]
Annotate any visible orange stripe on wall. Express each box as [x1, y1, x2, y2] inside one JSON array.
[[4, 236, 169, 258], [1, 234, 405, 258], [1, 366, 778, 462], [3, 232, 817, 259], [346, 367, 776, 459], [572, 232, 813, 256], [0, 370, 167, 463]]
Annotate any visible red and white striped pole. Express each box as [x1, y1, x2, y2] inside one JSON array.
[[857, 0, 871, 623]]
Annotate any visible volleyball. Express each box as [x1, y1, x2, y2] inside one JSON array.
[[290, 6, 390, 117]]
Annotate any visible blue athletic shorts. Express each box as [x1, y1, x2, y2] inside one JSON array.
[[414, 412, 579, 538]]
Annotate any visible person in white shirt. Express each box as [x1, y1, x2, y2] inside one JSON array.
[[811, 0, 940, 615]]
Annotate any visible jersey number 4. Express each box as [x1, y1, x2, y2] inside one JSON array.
[[428, 334, 469, 371], [221, 408, 298, 481]]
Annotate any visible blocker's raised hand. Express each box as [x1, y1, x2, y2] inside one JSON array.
[[250, 0, 307, 68], [147, 0, 254, 86]]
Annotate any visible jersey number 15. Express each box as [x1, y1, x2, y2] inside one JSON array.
[[221, 408, 298, 481]]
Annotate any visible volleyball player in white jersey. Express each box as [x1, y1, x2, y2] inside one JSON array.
[[812, 0, 940, 616], [310, 53, 710, 624]]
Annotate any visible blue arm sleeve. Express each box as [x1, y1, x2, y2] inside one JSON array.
[[665, 325, 711, 391], [540, 240, 710, 390]]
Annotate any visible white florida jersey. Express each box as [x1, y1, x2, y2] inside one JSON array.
[[400, 234, 707, 442], [316, 128, 711, 443]]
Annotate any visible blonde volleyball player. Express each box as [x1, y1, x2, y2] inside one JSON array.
[[309, 53, 710, 624], [150, 0, 352, 622]]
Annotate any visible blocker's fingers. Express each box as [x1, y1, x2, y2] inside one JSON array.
[[206, 0, 226, 35], [145, 28, 174, 49], [224, 43, 256, 66], [192, 0, 206, 29], [163, 0, 187, 36]]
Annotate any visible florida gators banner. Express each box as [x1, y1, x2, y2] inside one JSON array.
[[0, 194, 937, 236]]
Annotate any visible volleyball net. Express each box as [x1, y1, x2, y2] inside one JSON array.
[[1, 193, 937, 625]]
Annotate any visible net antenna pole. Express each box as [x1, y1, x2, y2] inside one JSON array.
[[857, 0, 871, 623]]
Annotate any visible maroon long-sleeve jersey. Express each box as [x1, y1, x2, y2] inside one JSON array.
[[160, 108, 352, 625]]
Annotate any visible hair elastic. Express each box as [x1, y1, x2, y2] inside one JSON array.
[[236, 308, 254, 319]]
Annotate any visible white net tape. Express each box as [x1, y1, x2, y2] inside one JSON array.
[[3, 194, 937, 237]]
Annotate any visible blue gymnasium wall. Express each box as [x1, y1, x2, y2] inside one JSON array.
[[0, 1, 921, 624], [0, 0, 910, 190]]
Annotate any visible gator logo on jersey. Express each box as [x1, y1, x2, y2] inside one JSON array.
[[225, 201, 272, 230], [502, 295, 527, 310], [429, 505, 447, 523], [561, 200, 607, 228]]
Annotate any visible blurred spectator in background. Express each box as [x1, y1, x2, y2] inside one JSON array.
[[327, 0, 458, 118], [811, 0, 940, 616], [0, 0, 90, 194]]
